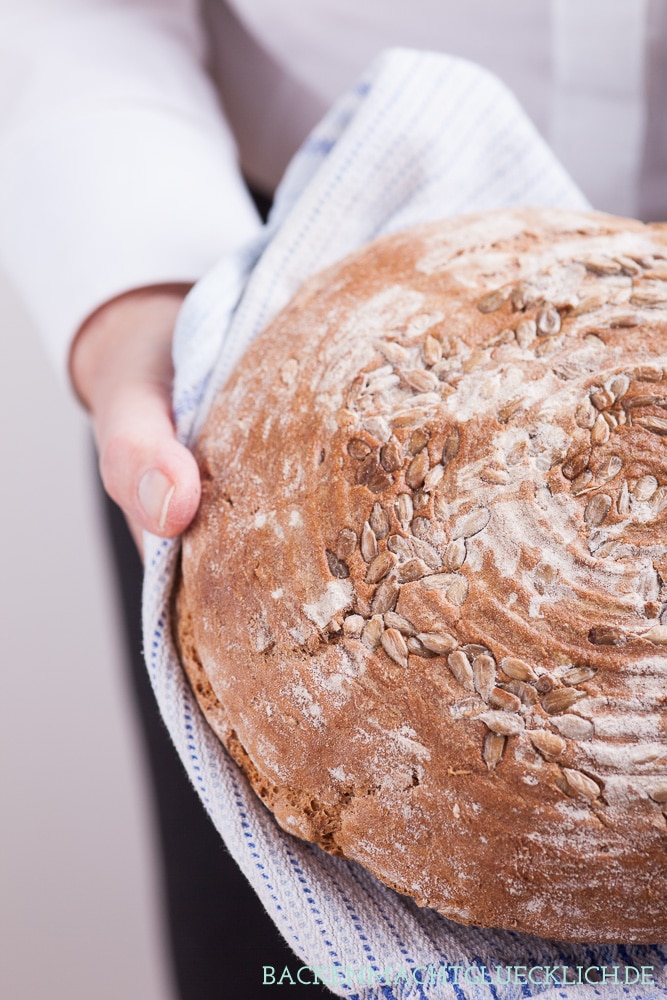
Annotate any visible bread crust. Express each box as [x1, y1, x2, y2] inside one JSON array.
[[175, 208, 667, 941]]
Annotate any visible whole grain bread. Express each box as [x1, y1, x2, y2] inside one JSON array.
[[175, 208, 667, 942]]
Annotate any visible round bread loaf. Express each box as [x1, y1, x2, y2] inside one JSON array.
[[175, 208, 667, 942]]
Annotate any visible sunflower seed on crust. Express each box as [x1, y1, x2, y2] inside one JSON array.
[[562, 768, 601, 799], [418, 631, 458, 654], [369, 503, 390, 539], [380, 628, 409, 668], [365, 550, 397, 584], [551, 714, 595, 741], [483, 732, 506, 770], [325, 549, 350, 579], [477, 711, 525, 736], [477, 287, 510, 313], [361, 615, 383, 649], [360, 521, 378, 562], [343, 615, 365, 637], [529, 730, 566, 756], [472, 654, 496, 701], [371, 578, 400, 615], [542, 688, 586, 715], [584, 493, 612, 527], [488, 687, 521, 712], [500, 656, 536, 681], [405, 450, 430, 489], [383, 612, 416, 635], [398, 558, 430, 583], [447, 650, 474, 691]]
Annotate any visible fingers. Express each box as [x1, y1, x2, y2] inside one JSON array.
[[96, 375, 201, 539]]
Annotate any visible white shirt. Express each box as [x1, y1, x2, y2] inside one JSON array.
[[0, 0, 664, 383]]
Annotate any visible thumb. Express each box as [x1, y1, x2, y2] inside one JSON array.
[[70, 285, 199, 550], [96, 376, 201, 540]]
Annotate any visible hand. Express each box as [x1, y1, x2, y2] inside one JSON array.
[[70, 284, 201, 557]]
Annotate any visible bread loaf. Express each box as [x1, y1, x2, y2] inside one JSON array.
[[175, 208, 667, 942]]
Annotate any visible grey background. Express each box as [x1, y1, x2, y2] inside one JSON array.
[[0, 270, 171, 1000]]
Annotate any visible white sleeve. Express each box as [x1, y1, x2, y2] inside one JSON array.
[[0, 0, 262, 384]]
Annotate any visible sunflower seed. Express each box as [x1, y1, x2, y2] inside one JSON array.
[[575, 400, 597, 429], [377, 340, 409, 364], [502, 679, 539, 706], [407, 636, 429, 656], [360, 521, 378, 562], [412, 489, 429, 510], [422, 572, 457, 590], [483, 732, 506, 770], [381, 627, 409, 668], [530, 730, 566, 756], [562, 666, 597, 686], [454, 506, 491, 539], [394, 494, 413, 526], [410, 516, 431, 539], [405, 450, 430, 489], [447, 577, 469, 606], [581, 256, 622, 276], [616, 255, 643, 276], [371, 578, 400, 615], [410, 537, 441, 570], [326, 550, 349, 579], [648, 781, 667, 803], [551, 714, 595, 741], [636, 415, 667, 435], [369, 503, 390, 539], [423, 464, 445, 491], [365, 550, 397, 584], [536, 305, 562, 336], [596, 455, 622, 484], [442, 429, 460, 464], [500, 656, 535, 681], [590, 388, 614, 410], [624, 392, 664, 408], [562, 768, 601, 799], [644, 263, 667, 280], [336, 529, 357, 561], [480, 466, 510, 485], [634, 475, 659, 501], [609, 374, 630, 400], [571, 470, 593, 494], [443, 537, 466, 572], [571, 293, 607, 315], [408, 427, 430, 455], [562, 451, 591, 480], [602, 411, 618, 430], [361, 615, 383, 649], [418, 631, 458, 654], [634, 365, 664, 381], [473, 654, 496, 700], [650, 486, 667, 515], [584, 493, 612, 527], [590, 413, 611, 445], [542, 688, 586, 715], [515, 318, 537, 348], [348, 437, 371, 459], [477, 711, 525, 736], [383, 612, 416, 635], [361, 418, 390, 443], [447, 650, 475, 691], [401, 368, 440, 393], [631, 287, 667, 307], [535, 675, 554, 694], [588, 625, 626, 645], [356, 453, 379, 485], [489, 687, 521, 712], [534, 336, 560, 358], [387, 533, 413, 561], [343, 614, 365, 637], [380, 439, 403, 472], [643, 624, 667, 645], [618, 481, 630, 515], [397, 558, 430, 583], [391, 408, 432, 429], [423, 335, 442, 366], [477, 287, 510, 313]]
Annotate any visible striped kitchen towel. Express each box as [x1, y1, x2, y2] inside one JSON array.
[[143, 48, 667, 999]]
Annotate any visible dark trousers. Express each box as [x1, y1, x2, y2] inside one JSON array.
[[102, 492, 334, 999]]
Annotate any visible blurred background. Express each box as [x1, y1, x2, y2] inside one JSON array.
[[0, 269, 170, 999]]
